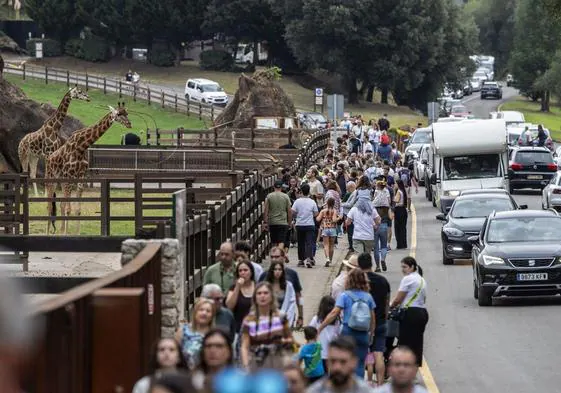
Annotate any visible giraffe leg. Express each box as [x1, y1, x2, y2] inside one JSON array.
[[61, 184, 72, 235], [28, 155, 40, 196], [45, 181, 56, 234], [75, 182, 85, 235]]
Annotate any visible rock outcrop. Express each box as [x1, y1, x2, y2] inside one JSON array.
[[0, 78, 84, 172], [214, 68, 296, 129]]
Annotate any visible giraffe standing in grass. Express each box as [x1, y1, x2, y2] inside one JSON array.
[[45, 102, 132, 234], [18, 86, 90, 196]]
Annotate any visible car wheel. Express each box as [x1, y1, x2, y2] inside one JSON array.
[[477, 286, 492, 306], [473, 280, 479, 299], [185, 94, 190, 101], [443, 248, 454, 265], [509, 185, 514, 194]]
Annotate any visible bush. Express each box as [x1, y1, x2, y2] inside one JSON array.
[[26, 38, 62, 57], [81, 36, 110, 62], [200, 49, 234, 71], [64, 38, 83, 57], [150, 44, 175, 67]]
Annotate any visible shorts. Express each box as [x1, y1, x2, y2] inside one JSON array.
[[365, 352, 375, 365], [269, 225, 289, 244], [322, 228, 337, 237], [370, 323, 387, 353]]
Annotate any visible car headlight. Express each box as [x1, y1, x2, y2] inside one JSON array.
[[553, 257, 561, 266], [443, 190, 460, 197], [443, 227, 464, 237], [482, 255, 505, 266]]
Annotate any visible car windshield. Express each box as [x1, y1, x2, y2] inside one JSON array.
[[305, 113, 327, 122], [201, 84, 223, 92], [443, 154, 501, 180], [487, 216, 561, 242], [452, 106, 467, 114], [411, 131, 431, 144], [514, 151, 553, 164], [451, 198, 513, 218], [483, 83, 498, 88]]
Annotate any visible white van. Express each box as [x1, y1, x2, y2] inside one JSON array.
[[428, 119, 509, 212], [184, 78, 229, 106]]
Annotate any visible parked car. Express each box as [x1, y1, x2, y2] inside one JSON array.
[[508, 146, 557, 193], [470, 78, 483, 92], [473, 69, 489, 82], [541, 171, 561, 211], [450, 105, 470, 118], [184, 78, 229, 106], [413, 144, 431, 186], [470, 209, 561, 306], [297, 112, 328, 129], [437, 191, 522, 265], [404, 128, 432, 164], [506, 74, 514, 87], [480, 81, 503, 99]]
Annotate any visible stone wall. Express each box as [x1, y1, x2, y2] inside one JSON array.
[[121, 239, 184, 339]]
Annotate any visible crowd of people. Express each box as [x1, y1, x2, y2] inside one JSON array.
[[127, 115, 431, 393]]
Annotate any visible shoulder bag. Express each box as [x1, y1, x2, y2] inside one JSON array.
[[386, 278, 424, 337]]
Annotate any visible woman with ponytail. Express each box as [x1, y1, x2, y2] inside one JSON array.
[[390, 256, 428, 366]]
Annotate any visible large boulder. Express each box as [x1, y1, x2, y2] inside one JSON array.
[[214, 68, 296, 129], [0, 78, 84, 172]]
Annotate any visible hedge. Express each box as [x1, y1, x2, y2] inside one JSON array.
[[64, 36, 110, 62], [26, 38, 62, 57], [200, 49, 234, 71], [150, 44, 175, 67]]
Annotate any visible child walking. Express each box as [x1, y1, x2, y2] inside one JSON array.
[[309, 295, 341, 372], [298, 327, 325, 384]]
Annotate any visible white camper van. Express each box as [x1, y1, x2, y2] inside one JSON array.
[[428, 119, 509, 213]]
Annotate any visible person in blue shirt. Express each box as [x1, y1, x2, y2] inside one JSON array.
[[298, 326, 325, 383], [317, 269, 376, 378]]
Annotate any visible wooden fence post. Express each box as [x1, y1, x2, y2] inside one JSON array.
[[133, 85, 137, 102], [100, 179, 110, 236], [119, 80, 122, 98], [22, 63, 26, 80], [134, 174, 143, 234], [103, 77, 107, 94], [198, 102, 202, 120], [147, 88, 151, 105], [156, 128, 160, 146], [214, 128, 218, 147], [187, 97, 190, 116], [174, 94, 178, 112], [85, 73, 89, 91], [45, 66, 48, 84], [211, 105, 214, 121], [66, 70, 70, 87], [161, 91, 165, 108], [177, 127, 183, 147], [251, 127, 255, 149]]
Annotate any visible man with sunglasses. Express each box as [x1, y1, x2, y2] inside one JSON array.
[[372, 346, 428, 392], [201, 283, 236, 342]]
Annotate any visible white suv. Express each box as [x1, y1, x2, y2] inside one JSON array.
[[184, 78, 229, 106]]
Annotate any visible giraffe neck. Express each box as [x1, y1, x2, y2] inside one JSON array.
[[74, 112, 114, 155], [45, 91, 72, 136]]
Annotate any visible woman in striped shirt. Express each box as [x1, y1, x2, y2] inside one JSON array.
[[240, 282, 294, 371]]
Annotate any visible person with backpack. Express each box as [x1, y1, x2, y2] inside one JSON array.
[[317, 269, 376, 378], [378, 132, 392, 161]]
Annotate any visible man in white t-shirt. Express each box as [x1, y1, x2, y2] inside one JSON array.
[[291, 183, 319, 268], [345, 197, 381, 255], [368, 127, 381, 156]]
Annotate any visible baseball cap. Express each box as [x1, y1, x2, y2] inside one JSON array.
[[274, 180, 284, 188]]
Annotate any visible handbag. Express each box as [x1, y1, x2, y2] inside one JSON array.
[[386, 278, 425, 337]]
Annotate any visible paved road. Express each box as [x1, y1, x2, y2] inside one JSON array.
[[459, 86, 519, 118], [419, 91, 559, 393]]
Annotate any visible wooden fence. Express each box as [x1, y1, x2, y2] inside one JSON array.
[[4, 62, 222, 121], [23, 243, 162, 393]]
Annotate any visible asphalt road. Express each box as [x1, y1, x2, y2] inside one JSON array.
[[459, 86, 519, 118], [417, 91, 560, 393]]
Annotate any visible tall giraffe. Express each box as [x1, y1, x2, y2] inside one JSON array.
[[18, 86, 90, 196], [45, 102, 132, 234]]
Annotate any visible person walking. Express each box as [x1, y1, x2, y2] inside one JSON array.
[[316, 197, 340, 267], [203, 242, 236, 293], [306, 336, 373, 393], [264, 260, 297, 327], [133, 338, 189, 393], [234, 241, 264, 282], [201, 284, 236, 343], [390, 257, 428, 367], [225, 259, 256, 335], [372, 347, 428, 393], [346, 177, 381, 255], [298, 326, 326, 384], [378, 114, 390, 132], [240, 282, 294, 371], [309, 295, 342, 372], [341, 181, 357, 252], [285, 364, 309, 393], [317, 269, 376, 378], [373, 179, 391, 272], [191, 329, 234, 391], [393, 179, 408, 249], [175, 298, 216, 370], [292, 184, 319, 268], [264, 179, 292, 251], [331, 255, 359, 300], [358, 253, 391, 386]]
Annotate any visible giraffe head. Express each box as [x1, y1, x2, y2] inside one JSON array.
[[108, 102, 132, 128], [69, 85, 90, 101]]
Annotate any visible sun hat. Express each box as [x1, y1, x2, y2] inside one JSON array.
[[342, 255, 359, 269]]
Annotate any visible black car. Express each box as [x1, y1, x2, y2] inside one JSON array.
[[508, 146, 557, 193], [480, 82, 502, 99], [437, 192, 524, 265], [470, 209, 561, 306]]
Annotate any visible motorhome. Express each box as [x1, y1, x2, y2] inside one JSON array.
[[428, 119, 509, 213]]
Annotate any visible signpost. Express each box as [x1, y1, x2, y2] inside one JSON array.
[[327, 94, 344, 122], [314, 87, 324, 113], [427, 102, 439, 124]]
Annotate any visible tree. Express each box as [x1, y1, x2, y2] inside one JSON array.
[[510, 0, 560, 111], [24, 0, 79, 42]]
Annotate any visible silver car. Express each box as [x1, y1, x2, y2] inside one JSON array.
[[414, 144, 430, 186], [542, 171, 561, 210]]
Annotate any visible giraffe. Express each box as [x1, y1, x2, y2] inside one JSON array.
[[45, 102, 132, 234], [18, 86, 90, 196]]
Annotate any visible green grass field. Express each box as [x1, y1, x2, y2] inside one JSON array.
[[5, 74, 205, 145], [501, 98, 561, 141]]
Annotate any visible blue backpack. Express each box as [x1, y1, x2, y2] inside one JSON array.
[[346, 291, 371, 332]]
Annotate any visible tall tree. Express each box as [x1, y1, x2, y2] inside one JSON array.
[[24, 0, 78, 42], [510, 0, 560, 111]]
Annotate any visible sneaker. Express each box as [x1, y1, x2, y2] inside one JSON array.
[[381, 261, 387, 271], [305, 260, 313, 268], [387, 245, 392, 251], [375, 267, 382, 273], [297, 261, 305, 267], [325, 260, 331, 267]]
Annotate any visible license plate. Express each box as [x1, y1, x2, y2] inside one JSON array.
[[528, 175, 543, 180], [517, 273, 548, 281]]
